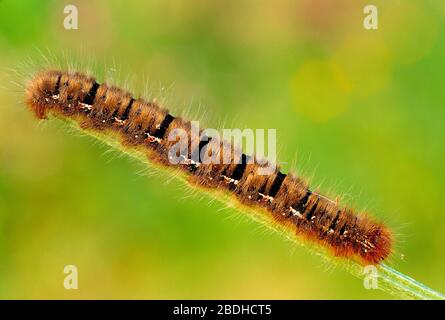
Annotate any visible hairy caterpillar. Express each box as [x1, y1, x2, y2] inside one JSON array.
[[25, 69, 392, 265]]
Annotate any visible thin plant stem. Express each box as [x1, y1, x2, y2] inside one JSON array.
[[378, 264, 445, 300]]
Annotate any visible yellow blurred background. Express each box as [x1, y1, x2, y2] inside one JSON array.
[[0, 0, 444, 299]]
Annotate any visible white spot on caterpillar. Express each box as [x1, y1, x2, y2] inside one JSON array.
[[222, 175, 239, 185], [114, 117, 125, 126], [79, 103, 91, 111], [258, 192, 274, 202], [289, 207, 303, 218], [144, 133, 161, 144]]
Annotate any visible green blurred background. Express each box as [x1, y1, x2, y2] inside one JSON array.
[[1, 0, 444, 299]]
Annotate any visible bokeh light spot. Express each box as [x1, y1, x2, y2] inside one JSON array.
[[382, 3, 438, 65], [333, 32, 392, 98], [291, 59, 352, 122]]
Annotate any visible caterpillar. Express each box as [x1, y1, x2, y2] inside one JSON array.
[[25, 69, 392, 265]]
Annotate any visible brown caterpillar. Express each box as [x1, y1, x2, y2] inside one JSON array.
[[25, 70, 392, 265]]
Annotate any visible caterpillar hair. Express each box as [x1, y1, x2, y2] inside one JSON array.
[[25, 69, 392, 265]]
